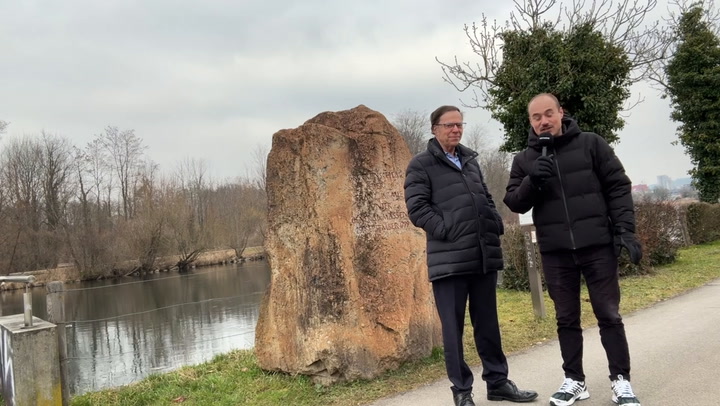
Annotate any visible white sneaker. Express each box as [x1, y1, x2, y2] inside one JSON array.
[[549, 377, 590, 406], [611, 375, 641, 406]]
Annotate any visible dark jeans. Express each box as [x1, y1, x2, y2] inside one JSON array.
[[541, 244, 631, 382], [432, 272, 509, 395]]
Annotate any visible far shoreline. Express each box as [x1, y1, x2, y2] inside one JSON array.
[[1, 246, 266, 291]]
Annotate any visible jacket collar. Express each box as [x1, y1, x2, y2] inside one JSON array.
[[427, 137, 479, 161], [527, 115, 582, 151]]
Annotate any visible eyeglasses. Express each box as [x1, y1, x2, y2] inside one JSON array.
[[436, 122, 466, 129]]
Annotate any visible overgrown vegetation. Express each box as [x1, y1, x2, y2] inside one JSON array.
[[686, 202, 720, 243], [499, 224, 535, 291], [0, 128, 266, 278], [499, 201, 720, 289]]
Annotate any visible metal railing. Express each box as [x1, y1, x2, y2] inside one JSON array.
[[0, 275, 37, 327]]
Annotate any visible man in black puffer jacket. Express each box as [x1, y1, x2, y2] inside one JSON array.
[[405, 105, 537, 406], [504, 93, 643, 406]]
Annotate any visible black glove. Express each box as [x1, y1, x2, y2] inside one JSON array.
[[614, 228, 643, 265], [529, 155, 555, 187]]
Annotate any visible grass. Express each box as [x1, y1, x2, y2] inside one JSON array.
[[30, 242, 720, 405]]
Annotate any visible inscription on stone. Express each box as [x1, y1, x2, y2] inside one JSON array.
[[352, 171, 409, 236]]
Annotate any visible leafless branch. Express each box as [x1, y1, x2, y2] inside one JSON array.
[[436, 17, 502, 108], [437, 0, 671, 108], [646, 0, 719, 91]]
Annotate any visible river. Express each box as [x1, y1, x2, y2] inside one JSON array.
[[0, 260, 271, 396]]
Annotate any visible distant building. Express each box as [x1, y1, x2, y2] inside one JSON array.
[[673, 177, 692, 188], [632, 184, 649, 193], [657, 175, 673, 190]]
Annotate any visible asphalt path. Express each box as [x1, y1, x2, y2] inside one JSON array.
[[369, 279, 720, 405]]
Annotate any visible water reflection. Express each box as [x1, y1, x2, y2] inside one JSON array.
[[0, 261, 270, 396]]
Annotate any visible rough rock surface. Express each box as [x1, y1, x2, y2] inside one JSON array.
[[254, 105, 441, 384]]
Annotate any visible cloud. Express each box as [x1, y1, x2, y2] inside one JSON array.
[[0, 0, 692, 184]]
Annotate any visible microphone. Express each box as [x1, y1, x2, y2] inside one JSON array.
[[538, 132, 553, 156]]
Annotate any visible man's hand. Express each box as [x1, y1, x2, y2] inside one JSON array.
[[614, 228, 643, 265], [529, 155, 554, 187]]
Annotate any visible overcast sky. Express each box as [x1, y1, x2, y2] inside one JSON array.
[[0, 0, 692, 186]]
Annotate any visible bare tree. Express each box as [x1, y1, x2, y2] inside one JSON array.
[[250, 143, 269, 191], [248, 144, 269, 243], [176, 157, 210, 230], [638, 186, 672, 202], [100, 126, 146, 220], [679, 184, 698, 199], [72, 147, 92, 229], [169, 160, 214, 271], [85, 137, 114, 228], [0, 120, 8, 136], [40, 131, 74, 231], [126, 162, 166, 276], [392, 110, 430, 155], [0, 137, 46, 271], [64, 146, 102, 274], [462, 124, 491, 153], [214, 179, 265, 258], [438, 0, 666, 109], [479, 148, 514, 222], [0, 122, 279, 278], [461, 125, 515, 222], [37, 132, 75, 267]]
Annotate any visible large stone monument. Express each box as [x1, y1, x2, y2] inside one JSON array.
[[254, 105, 442, 384]]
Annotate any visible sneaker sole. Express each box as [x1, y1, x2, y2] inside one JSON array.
[[549, 390, 590, 406], [611, 396, 640, 406]]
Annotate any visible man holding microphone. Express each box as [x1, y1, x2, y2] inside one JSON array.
[[504, 93, 643, 406]]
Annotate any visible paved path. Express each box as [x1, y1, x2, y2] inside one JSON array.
[[369, 279, 720, 405]]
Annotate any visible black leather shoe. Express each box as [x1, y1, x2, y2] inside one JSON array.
[[487, 380, 538, 402], [453, 391, 476, 406]]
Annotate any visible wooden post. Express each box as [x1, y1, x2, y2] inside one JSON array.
[[521, 225, 546, 319], [46, 281, 69, 406]]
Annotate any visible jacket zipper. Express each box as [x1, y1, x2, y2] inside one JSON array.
[[553, 147, 577, 250]]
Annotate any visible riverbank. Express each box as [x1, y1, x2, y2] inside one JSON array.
[[0, 246, 266, 291], [70, 241, 720, 406]]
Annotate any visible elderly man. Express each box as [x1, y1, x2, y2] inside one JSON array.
[[404, 105, 538, 406], [504, 93, 642, 406]]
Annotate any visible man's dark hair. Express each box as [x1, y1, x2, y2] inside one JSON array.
[[430, 105, 462, 128]]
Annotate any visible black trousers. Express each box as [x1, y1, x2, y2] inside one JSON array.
[[432, 272, 509, 395], [540, 244, 631, 382]]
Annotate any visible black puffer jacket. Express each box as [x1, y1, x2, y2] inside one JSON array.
[[404, 138, 504, 281], [503, 116, 635, 253]]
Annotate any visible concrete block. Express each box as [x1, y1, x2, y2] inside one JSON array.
[[0, 315, 62, 406]]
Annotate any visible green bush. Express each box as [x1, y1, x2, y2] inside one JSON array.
[[685, 202, 720, 244], [500, 201, 701, 286]]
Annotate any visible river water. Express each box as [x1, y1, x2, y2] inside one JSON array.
[[0, 260, 271, 396]]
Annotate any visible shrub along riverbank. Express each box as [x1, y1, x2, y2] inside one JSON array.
[[1, 246, 266, 292], [65, 240, 720, 406]]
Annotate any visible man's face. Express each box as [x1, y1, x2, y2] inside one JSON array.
[[432, 110, 464, 153], [528, 96, 564, 136]]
